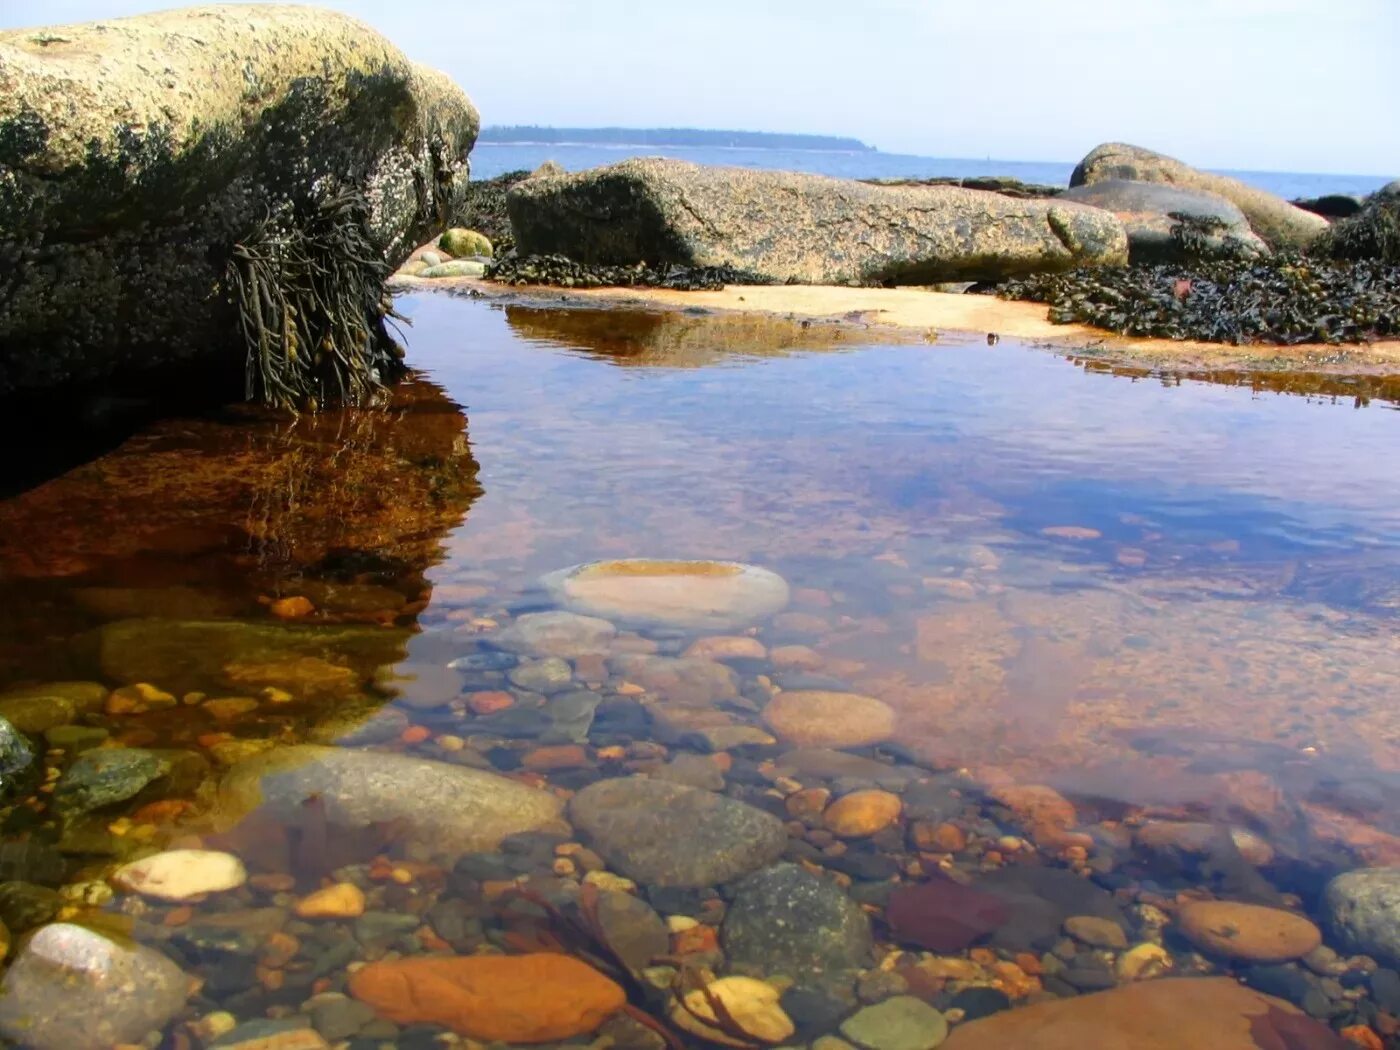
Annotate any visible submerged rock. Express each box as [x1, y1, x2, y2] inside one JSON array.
[[507, 158, 1128, 284], [348, 952, 625, 1042], [541, 558, 790, 631], [1176, 900, 1321, 963], [570, 777, 786, 887], [723, 863, 873, 979], [1323, 867, 1400, 967], [939, 976, 1347, 1049], [763, 690, 896, 749], [112, 849, 247, 902], [0, 717, 37, 801], [0, 5, 478, 400], [841, 996, 948, 1050], [0, 922, 190, 1050], [1059, 179, 1268, 262], [1071, 142, 1329, 250], [52, 748, 171, 816], [219, 745, 564, 855], [488, 610, 618, 658], [669, 975, 796, 1047]]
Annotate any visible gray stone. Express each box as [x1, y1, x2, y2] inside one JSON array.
[[0, 882, 61, 931], [488, 611, 618, 658], [1323, 867, 1400, 967], [592, 890, 670, 974], [0, 695, 78, 735], [608, 654, 739, 706], [544, 689, 602, 743], [1071, 142, 1329, 250], [507, 657, 575, 695], [508, 158, 1127, 284], [53, 748, 170, 816], [654, 753, 726, 791], [1059, 179, 1268, 262], [723, 863, 873, 979], [0, 922, 189, 1049], [570, 777, 786, 888], [310, 995, 376, 1041], [219, 745, 564, 856], [0, 717, 36, 801], [840, 996, 948, 1050], [0, 6, 478, 399]]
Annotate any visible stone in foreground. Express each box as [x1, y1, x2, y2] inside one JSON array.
[[112, 849, 247, 901], [508, 158, 1128, 284], [0, 5, 478, 397], [1071, 142, 1329, 250], [348, 952, 624, 1042], [939, 976, 1347, 1049], [1323, 867, 1400, 967], [763, 690, 896, 749], [570, 777, 786, 887], [841, 996, 949, 1050], [0, 922, 190, 1050], [219, 745, 564, 856], [1176, 899, 1321, 963], [722, 863, 873, 979], [541, 558, 790, 631], [1058, 179, 1268, 262]]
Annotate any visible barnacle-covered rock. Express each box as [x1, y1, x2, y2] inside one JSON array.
[[506, 157, 1128, 285], [0, 5, 478, 400]]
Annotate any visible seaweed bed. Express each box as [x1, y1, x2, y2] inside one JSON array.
[[990, 254, 1400, 346], [486, 253, 773, 292]]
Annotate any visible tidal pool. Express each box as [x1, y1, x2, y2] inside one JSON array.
[[0, 294, 1396, 1048]]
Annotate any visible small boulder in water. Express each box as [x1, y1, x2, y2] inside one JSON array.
[[1324, 867, 1400, 967], [438, 227, 494, 258], [112, 848, 247, 902]]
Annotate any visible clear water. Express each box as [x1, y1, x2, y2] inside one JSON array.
[[471, 142, 1394, 201], [0, 296, 1398, 1046]]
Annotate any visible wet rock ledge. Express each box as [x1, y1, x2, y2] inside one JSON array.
[[0, 5, 478, 407]]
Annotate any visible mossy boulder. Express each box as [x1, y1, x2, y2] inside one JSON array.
[[438, 228, 493, 258], [507, 157, 1128, 285], [422, 260, 488, 279], [0, 5, 479, 400]]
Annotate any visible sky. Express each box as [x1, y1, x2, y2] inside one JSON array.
[[3, 0, 1397, 175]]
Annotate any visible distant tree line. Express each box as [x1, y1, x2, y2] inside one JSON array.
[[479, 126, 875, 152]]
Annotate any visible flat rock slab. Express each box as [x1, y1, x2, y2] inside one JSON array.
[[220, 745, 564, 856], [940, 976, 1348, 1049], [508, 157, 1128, 285], [0, 922, 190, 1050], [570, 776, 786, 887], [1072, 142, 1329, 250]]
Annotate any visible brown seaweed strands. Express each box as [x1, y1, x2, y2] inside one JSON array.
[[991, 253, 1400, 346], [226, 188, 408, 411], [461, 169, 531, 253], [487, 253, 775, 291]]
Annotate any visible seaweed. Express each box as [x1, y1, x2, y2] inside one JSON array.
[[486, 252, 774, 291], [226, 187, 408, 411], [1317, 191, 1400, 265], [992, 252, 1400, 346]]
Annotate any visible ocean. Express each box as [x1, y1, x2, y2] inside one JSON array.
[[471, 142, 1391, 202]]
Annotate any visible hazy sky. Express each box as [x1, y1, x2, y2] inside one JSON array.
[[4, 1, 1397, 175]]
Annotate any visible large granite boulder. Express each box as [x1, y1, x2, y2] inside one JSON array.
[[507, 157, 1128, 284], [1071, 142, 1328, 251], [1059, 179, 1268, 263], [0, 5, 479, 400]]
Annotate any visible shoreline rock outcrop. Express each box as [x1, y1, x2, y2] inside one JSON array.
[[507, 157, 1128, 284], [1071, 142, 1328, 251], [0, 5, 479, 404]]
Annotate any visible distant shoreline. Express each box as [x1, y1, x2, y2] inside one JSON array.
[[475, 141, 876, 155], [478, 126, 874, 152]]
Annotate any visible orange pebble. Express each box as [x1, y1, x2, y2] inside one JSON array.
[[671, 925, 720, 955], [400, 725, 431, 745], [969, 948, 998, 967], [197, 732, 233, 749], [312, 978, 333, 995], [417, 927, 452, 952], [467, 691, 514, 715], [1342, 1026, 1384, 1049], [1014, 951, 1043, 976], [256, 965, 285, 991], [131, 800, 193, 824], [270, 596, 315, 619], [162, 906, 193, 927]]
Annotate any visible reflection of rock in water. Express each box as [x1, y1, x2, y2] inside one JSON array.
[[504, 305, 906, 368], [0, 375, 480, 679]]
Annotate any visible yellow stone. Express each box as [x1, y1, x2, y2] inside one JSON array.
[[295, 882, 366, 919], [824, 790, 902, 837]]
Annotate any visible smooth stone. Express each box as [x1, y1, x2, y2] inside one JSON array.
[[309, 995, 377, 1041], [940, 976, 1345, 1049], [421, 260, 487, 278], [570, 777, 786, 888], [438, 228, 493, 258], [1324, 867, 1400, 967], [683, 636, 768, 662], [541, 559, 790, 631], [1059, 178, 1268, 262], [840, 996, 948, 1050], [219, 745, 564, 855], [669, 975, 796, 1047], [723, 863, 873, 979], [209, 1018, 331, 1049], [1135, 821, 1275, 867], [0, 883, 62, 931], [489, 611, 618, 658], [0, 922, 189, 1050], [592, 891, 670, 974], [773, 749, 906, 782], [1064, 915, 1128, 950], [377, 663, 464, 711], [112, 849, 247, 901], [0, 696, 77, 735], [764, 691, 896, 749], [1178, 900, 1322, 962], [348, 952, 625, 1042], [507, 657, 575, 694], [654, 753, 726, 791], [824, 790, 902, 838], [609, 654, 739, 705], [296, 882, 366, 919], [53, 748, 171, 815]]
